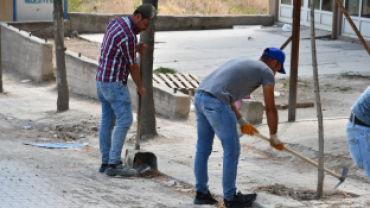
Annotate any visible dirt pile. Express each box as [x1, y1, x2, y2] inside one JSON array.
[[257, 183, 359, 201]]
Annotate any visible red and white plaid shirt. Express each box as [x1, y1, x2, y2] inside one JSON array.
[[96, 16, 140, 83]]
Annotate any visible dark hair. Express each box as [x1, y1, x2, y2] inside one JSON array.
[[133, 10, 148, 19], [260, 55, 276, 62]]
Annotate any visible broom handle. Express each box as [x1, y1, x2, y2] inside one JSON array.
[[254, 132, 340, 179]]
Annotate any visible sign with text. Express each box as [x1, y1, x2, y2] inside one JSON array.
[[14, 0, 66, 21]]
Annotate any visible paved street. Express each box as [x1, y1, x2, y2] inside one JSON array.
[[80, 25, 370, 79], [1, 24, 370, 208]]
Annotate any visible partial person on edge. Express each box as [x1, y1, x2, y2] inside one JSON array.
[[347, 86, 370, 181], [95, 4, 156, 176], [193, 47, 286, 208]]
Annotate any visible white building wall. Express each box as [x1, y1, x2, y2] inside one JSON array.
[[16, 0, 67, 21]]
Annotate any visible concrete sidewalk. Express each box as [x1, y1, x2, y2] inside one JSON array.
[[1, 72, 370, 207], [142, 118, 370, 207], [80, 25, 370, 79]]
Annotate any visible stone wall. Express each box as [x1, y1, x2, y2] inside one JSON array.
[[65, 50, 98, 98], [69, 12, 275, 33], [0, 23, 53, 82], [8, 20, 71, 38], [65, 50, 190, 119]]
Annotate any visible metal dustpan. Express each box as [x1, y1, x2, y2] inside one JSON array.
[[125, 149, 158, 170]]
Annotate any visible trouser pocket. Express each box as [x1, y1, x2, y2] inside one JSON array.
[[204, 107, 222, 127], [347, 129, 364, 169]]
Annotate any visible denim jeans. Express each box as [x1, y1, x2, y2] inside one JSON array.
[[96, 81, 133, 165], [193, 92, 240, 200], [346, 120, 370, 181]]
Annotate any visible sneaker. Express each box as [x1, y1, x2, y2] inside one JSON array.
[[223, 192, 257, 208], [99, 160, 123, 173], [105, 161, 137, 177], [99, 164, 108, 173], [193, 190, 218, 205]]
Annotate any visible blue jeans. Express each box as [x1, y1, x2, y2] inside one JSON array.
[[193, 92, 240, 200], [346, 120, 370, 181], [96, 81, 133, 165]]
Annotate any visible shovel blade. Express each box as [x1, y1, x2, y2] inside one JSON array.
[[333, 166, 349, 190]]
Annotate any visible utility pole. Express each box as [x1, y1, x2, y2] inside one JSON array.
[[139, 0, 158, 139], [310, 0, 325, 198], [53, 0, 69, 112]]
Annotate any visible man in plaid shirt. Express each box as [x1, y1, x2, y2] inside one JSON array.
[[96, 4, 156, 176]]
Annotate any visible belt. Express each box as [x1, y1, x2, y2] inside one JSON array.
[[196, 90, 217, 99], [350, 112, 370, 127]]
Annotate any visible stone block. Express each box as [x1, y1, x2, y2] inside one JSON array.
[[68, 13, 275, 33], [0, 23, 53, 82], [65, 50, 98, 98], [240, 100, 264, 125]]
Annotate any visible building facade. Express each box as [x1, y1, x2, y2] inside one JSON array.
[[270, 0, 370, 41], [0, 0, 67, 22]]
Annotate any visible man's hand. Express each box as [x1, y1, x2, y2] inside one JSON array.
[[269, 134, 284, 151], [136, 43, 147, 55], [238, 118, 259, 136], [137, 87, 146, 100]]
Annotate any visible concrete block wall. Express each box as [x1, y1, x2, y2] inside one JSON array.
[[128, 80, 191, 119], [69, 13, 124, 34], [8, 20, 71, 38], [69, 12, 274, 33], [0, 23, 53, 82], [65, 50, 98, 98], [65, 51, 190, 119], [156, 15, 274, 31]]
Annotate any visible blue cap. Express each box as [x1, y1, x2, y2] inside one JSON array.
[[262, 47, 286, 74]]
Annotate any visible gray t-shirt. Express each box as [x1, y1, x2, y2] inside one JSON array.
[[197, 57, 275, 104]]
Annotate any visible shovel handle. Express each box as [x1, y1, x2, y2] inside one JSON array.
[[135, 54, 144, 150], [254, 132, 341, 179]]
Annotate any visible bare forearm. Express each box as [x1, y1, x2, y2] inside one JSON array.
[[266, 108, 278, 135], [230, 103, 242, 120], [128, 63, 143, 88]]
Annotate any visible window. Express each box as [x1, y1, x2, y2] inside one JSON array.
[[282, 0, 292, 5], [362, 0, 370, 18], [345, 0, 360, 16], [322, 0, 333, 11], [308, 0, 321, 9]]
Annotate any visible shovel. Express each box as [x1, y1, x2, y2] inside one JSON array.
[[254, 132, 348, 190], [125, 54, 158, 172]]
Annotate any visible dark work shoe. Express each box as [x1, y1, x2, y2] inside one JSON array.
[[193, 190, 218, 205], [104, 161, 136, 177], [223, 192, 257, 208], [100, 160, 123, 173], [99, 164, 108, 173]]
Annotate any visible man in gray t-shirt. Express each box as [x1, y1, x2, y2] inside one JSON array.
[[197, 57, 275, 104], [193, 47, 286, 207]]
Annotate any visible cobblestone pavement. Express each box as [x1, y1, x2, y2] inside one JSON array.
[[0, 73, 216, 208]]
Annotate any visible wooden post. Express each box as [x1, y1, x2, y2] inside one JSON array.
[[331, 0, 339, 39], [310, 0, 325, 198], [139, 0, 158, 139], [288, 0, 302, 122], [53, 0, 69, 112], [334, 0, 370, 55]]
